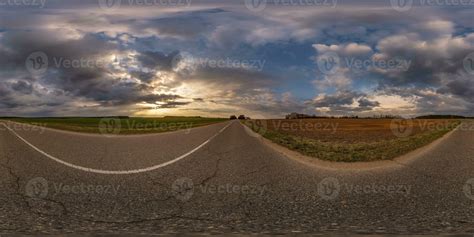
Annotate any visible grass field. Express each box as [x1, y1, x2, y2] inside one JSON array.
[[245, 119, 461, 162], [2, 117, 228, 135]]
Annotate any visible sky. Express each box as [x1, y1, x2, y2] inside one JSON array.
[[0, 0, 473, 118]]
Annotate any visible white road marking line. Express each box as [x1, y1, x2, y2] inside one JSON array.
[[2, 122, 233, 175]]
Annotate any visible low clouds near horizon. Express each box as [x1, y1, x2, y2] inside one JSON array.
[[1, 1, 473, 118]]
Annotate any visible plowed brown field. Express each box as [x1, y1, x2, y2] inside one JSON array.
[[263, 119, 456, 143], [245, 119, 460, 162]]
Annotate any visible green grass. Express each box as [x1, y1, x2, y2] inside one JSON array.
[[245, 120, 461, 162], [3, 117, 228, 135]]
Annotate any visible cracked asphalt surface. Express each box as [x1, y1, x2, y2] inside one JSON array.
[[1, 120, 474, 235]]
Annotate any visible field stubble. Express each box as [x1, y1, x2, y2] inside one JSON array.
[[245, 119, 461, 162], [3, 117, 228, 135]]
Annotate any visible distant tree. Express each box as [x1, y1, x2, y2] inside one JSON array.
[[230, 115, 237, 120], [238, 115, 246, 120], [416, 115, 466, 119]]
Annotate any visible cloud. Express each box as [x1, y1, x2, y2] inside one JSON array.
[[417, 20, 455, 37], [0, 29, 190, 116], [309, 90, 380, 114], [1, 2, 474, 117], [10, 80, 33, 94], [369, 22, 474, 115], [438, 73, 474, 104], [358, 98, 380, 108], [313, 68, 352, 92], [313, 43, 372, 56]]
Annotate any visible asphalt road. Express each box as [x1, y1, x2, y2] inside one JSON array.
[[0, 120, 473, 235]]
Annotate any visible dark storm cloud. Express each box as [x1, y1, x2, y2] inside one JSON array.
[[373, 33, 474, 86], [193, 98, 204, 102], [129, 71, 156, 82], [1, 1, 474, 117], [188, 66, 275, 88], [135, 50, 179, 70], [10, 80, 33, 94], [311, 91, 363, 107], [438, 73, 474, 103], [310, 91, 380, 113], [126, 9, 223, 39], [358, 98, 380, 108], [0, 30, 115, 72], [0, 82, 22, 109], [0, 29, 187, 115], [0, 83, 11, 103], [155, 101, 191, 109]]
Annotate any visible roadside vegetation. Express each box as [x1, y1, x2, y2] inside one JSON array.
[[245, 119, 461, 162], [2, 117, 227, 135]]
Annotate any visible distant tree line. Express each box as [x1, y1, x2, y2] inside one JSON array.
[[415, 115, 470, 119], [283, 113, 473, 119], [285, 113, 402, 119], [229, 115, 250, 120]]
